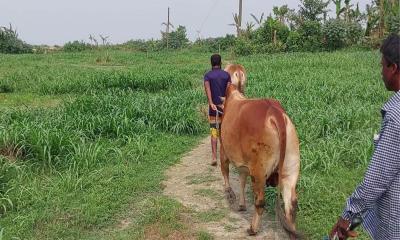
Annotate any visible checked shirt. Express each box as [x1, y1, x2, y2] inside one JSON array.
[[342, 91, 400, 239]]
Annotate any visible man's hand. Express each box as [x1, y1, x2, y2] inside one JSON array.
[[329, 217, 358, 240], [210, 103, 217, 111]]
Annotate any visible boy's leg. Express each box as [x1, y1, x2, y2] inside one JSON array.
[[210, 127, 218, 166], [209, 116, 218, 166]]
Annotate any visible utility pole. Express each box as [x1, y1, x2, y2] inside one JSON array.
[[167, 7, 170, 49], [238, 0, 243, 36], [161, 7, 173, 49]]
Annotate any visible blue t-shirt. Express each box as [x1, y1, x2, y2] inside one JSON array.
[[204, 68, 231, 116]]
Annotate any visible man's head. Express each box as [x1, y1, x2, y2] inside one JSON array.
[[380, 34, 400, 91], [211, 54, 222, 68]]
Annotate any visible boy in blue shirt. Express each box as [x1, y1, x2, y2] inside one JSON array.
[[203, 54, 231, 166]]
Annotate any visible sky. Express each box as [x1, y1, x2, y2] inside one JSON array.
[[1, 0, 369, 46]]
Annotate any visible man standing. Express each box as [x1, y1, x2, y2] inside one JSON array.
[[204, 54, 231, 166], [330, 34, 400, 239]]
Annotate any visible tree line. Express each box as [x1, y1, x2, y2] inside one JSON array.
[[1, 0, 399, 54]]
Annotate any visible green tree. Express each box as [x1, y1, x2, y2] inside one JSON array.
[[299, 0, 330, 21], [243, 22, 256, 39], [0, 24, 32, 54], [332, 0, 346, 19], [365, 0, 399, 37], [251, 13, 265, 27], [273, 5, 290, 24], [385, 0, 400, 34], [254, 16, 290, 45], [364, 3, 379, 36], [166, 25, 189, 49], [286, 8, 302, 30], [322, 19, 362, 50], [350, 3, 363, 23], [298, 20, 323, 51], [343, 0, 354, 22], [229, 13, 242, 37]]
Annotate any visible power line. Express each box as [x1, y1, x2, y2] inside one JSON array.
[[197, 0, 221, 37]]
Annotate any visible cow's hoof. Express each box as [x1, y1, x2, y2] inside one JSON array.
[[225, 187, 236, 205], [238, 205, 246, 211], [247, 227, 257, 236]]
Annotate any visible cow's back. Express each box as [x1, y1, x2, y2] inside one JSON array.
[[221, 99, 284, 172]]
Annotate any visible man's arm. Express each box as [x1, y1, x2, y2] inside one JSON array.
[[342, 118, 400, 219], [204, 80, 216, 111]]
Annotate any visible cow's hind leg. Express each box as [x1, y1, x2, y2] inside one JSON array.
[[220, 146, 235, 204], [247, 174, 266, 235], [281, 177, 298, 240], [238, 168, 249, 211]]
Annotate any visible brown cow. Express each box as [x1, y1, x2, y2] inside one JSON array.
[[224, 64, 247, 94], [220, 84, 301, 239]]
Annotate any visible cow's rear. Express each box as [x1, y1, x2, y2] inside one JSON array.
[[220, 85, 301, 239]]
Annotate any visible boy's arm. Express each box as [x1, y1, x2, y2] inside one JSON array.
[[204, 81, 217, 111]]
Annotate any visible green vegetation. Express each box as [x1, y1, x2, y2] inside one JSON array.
[[186, 171, 219, 185], [63, 40, 92, 52], [117, 0, 399, 55], [0, 49, 383, 239], [196, 230, 214, 240], [0, 50, 209, 239], [0, 25, 32, 54], [194, 189, 222, 201], [196, 209, 227, 223], [4, 0, 399, 56]]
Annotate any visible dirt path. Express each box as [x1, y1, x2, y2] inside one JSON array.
[[163, 138, 289, 240]]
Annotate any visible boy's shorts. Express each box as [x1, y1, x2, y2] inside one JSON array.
[[209, 116, 221, 138]]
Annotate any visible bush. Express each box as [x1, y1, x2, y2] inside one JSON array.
[[161, 26, 189, 49], [256, 41, 286, 54], [322, 19, 363, 50], [193, 35, 235, 52], [387, 15, 400, 34], [298, 20, 323, 51], [233, 38, 254, 56], [361, 36, 385, 49], [0, 25, 32, 54], [322, 19, 347, 50], [63, 40, 91, 52], [122, 40, 148, 52], [120, 39, 163, 52], [254, 17, 290, 45], [345, 21, 363, 45], [286, 31, 302, 52]]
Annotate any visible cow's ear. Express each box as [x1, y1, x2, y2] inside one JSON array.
[[220, 97, 226, 103]]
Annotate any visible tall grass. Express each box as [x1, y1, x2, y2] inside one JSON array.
[[0, 49, 384, 239]]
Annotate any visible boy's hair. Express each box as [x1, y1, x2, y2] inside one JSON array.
[[380, 33, 400, 71], [211, 54, 222, 67]]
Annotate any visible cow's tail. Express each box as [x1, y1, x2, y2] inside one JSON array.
[[271, 106, 304, 239], [276, 190, 304, 239]]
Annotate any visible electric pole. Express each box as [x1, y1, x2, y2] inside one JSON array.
[[239, 0, 243, 35], [161, 7, 174, 49], [167, 7, 170, 49]]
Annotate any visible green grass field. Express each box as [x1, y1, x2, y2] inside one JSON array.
[[0, 49, 386, 239]]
